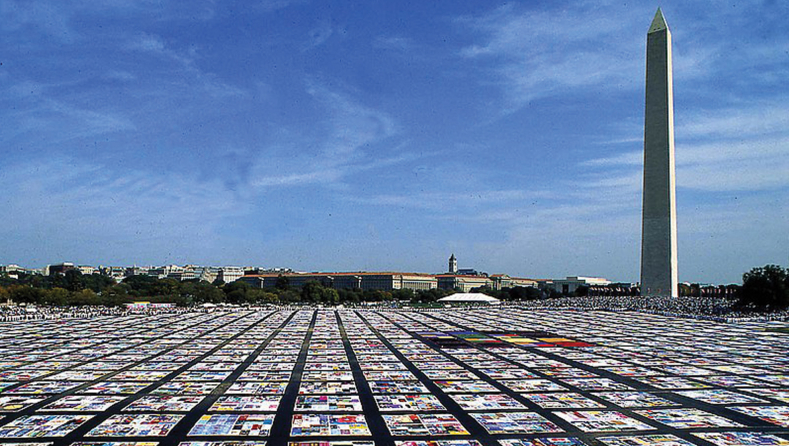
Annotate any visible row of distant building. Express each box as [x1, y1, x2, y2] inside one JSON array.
[[0, 263, 254, 285], [0, 255, 613, 295]]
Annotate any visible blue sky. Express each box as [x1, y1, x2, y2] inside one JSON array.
[[1, 1, 787, 284]]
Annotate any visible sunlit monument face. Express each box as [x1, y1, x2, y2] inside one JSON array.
[[641, 8, 678, 297]]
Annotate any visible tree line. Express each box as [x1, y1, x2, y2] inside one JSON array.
[[0, 270, 520, 306], [1, 264, 786, 310], [737, 264, 789, 311]]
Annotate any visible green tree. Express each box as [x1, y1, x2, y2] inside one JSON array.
[[391, 288, 414, 302], [104, 283, 130, 305], [472, 285, 497, 296], [507, 286, 542, 301], [193, 282, 226, 304], [739, 265, 789, 310], [546, 288, 563, 299], [363, 289, 386, 302], [338, 288, 361, 304], [43, 287, 70, 306], [72, 289, 100, 305], [275, 275, 290, 291], [261, 291, 280, 304], [415, 288, 450, 303], [301, 281, 324, 303], [0, 274, 16, 287], [122, 275, 158, 297], [278, 289, 300, 303], [8, 285, 44, 304], [321, 288, 340, 305], [82, 274, 115, 292], [246, 288, 268, 304], [62, 269, 86, 292], [224, 281, 250, 304]]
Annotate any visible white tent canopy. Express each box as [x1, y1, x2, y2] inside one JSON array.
[[437, 293, 500, 304]]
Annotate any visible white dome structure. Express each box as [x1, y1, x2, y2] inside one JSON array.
[[437, 293, 500, 305]]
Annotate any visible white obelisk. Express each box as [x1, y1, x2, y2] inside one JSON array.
[[640, 8, 678, 297]]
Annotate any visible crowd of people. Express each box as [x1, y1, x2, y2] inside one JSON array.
[[2, 295, 789, 323], [0, 304, 202, 322], [510, 295, 789, 322]]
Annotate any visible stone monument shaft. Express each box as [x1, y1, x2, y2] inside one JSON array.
[[641, 9, 678, 297]]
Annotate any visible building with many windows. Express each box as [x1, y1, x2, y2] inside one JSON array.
[[0, 264, 36, 280], [547, 276, 612, 295], [436, 274, 492, 292], [218, 267, 244, 283], [240, 272, 438, 291], [47, 263, 76, 276], [490, 274, 537, 290], [77, 265, 98, 275]]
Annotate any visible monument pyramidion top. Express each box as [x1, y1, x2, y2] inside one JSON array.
[[648, 8, 670, 34]]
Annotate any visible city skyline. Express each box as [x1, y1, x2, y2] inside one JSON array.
[[2, 1, 788, 284], [0, 255, 540, 279]]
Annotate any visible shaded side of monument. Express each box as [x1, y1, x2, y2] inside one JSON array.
[[641, 8, 678, 297]]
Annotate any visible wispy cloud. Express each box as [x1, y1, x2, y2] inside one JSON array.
[[373, 36, 415, 52], [584, 103, 789, 192], [457, 3, 648, 110], [127, 33, 167, 53], [0, 157, 250, 265], [2, 80, 136, 143], [308, 81, 398, 157], [454, 3, 785, 115], [255, 0, 307, 14], [677, 105, 789, 140], [0, 1, 74, 42], [580, 143, 789, 194], [581, 152, 642, 167], [251, 82, 405, 189], [253, 170, 343, 188], [346, 189, 554, 212], [1, 0, 220, 44], [303, 21, 334, 51], [125, 32, 245, 98], [678, 140, 789, 191]]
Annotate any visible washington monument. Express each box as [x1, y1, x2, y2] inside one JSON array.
[[640, 8, 678, 297]]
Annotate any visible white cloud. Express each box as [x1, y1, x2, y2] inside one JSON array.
[[584, 103, 789, 192], [253, 170, 343, 188], [677, 105, 789, 140], [455, 3, 785, 114], [128, 33, 166, 53], [457, 3, 649, 109], [251, 83, 404, 189], [124, 33, 245, 98], [373, 36, 415, 52], [346, 189, 554, 212], [104, 70, 137, 82], [0, 157, 250, 265], [255, 0, 306, 13], [581, 144, 789, 193], [303, 22, 334, 51], [678, 146, 789, 192], [2, 80, 136, 142], [582, 152, 642, 167], [0, 1, 74, 42], [308, 82, 398, 158]]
